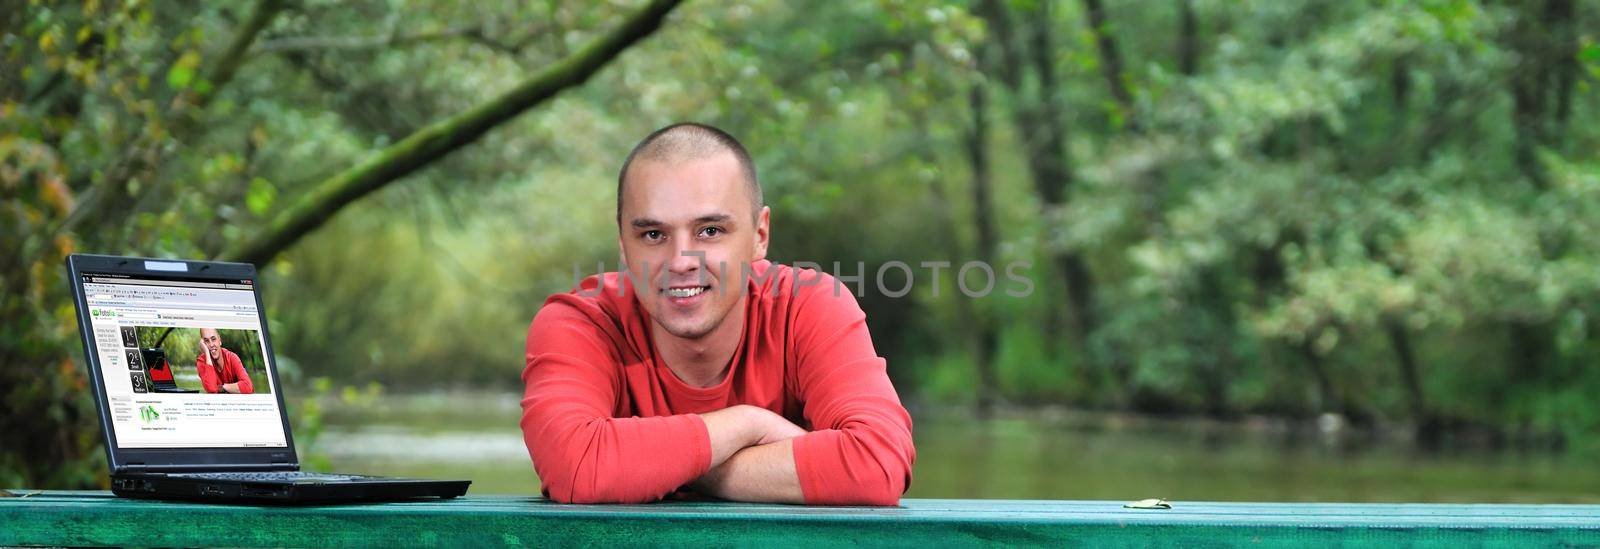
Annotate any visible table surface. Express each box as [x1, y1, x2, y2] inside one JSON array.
[[4, 490, 1599, 547]]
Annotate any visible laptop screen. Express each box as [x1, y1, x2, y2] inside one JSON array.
[[79, 271, 288, 449]]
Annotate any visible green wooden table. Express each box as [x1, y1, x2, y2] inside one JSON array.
[[3, 490, 1598, 547]]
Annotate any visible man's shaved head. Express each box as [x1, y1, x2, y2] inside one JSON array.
[[617, 122, 762, 225]]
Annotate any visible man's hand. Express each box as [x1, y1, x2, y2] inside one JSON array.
[[221, 382, 239, 394], [198, 338, 212, 366], [752, 409, 806, 445], [698, 405, 805, 468]]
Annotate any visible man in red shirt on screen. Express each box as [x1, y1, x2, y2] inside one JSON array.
[[196, 327, 253, 394], [520, 122, 915, 505]]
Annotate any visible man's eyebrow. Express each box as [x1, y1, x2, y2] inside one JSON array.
[[629, 213, 734, 229]]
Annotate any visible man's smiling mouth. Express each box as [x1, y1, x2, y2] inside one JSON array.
[[662, 285, 710, 298]]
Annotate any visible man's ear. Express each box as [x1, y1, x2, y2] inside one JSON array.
[[753, 206, 770, 261]]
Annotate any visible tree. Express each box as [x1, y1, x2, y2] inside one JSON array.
[[977, 0, 1120, 400], [0, 0, 683, 488]]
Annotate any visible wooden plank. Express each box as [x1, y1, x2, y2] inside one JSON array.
[[2, 491, 1598, 547]]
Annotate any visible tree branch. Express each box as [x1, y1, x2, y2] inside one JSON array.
[[218, 0, 684, 265], [194, 0, 286, 109], [252, 25, 484, 55], [463, 26, 551, 57]]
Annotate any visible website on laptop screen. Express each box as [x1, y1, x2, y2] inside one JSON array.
[[80, 272, 288, 449]]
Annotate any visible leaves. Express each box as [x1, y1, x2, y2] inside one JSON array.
[[165, 50, 200, 91], [246, 177, 276, 216]]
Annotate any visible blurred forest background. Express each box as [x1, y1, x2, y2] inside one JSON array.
[[3, 0, 1600, 499]]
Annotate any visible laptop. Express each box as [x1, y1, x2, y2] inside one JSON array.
[[67, 253, 471, 503]]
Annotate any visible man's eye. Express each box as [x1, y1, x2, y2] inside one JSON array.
[[699, 227, 722, 238], [642, 230, 664, 241]]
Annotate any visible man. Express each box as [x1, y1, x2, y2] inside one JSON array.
[[196, 328, 253, 394], [520, 122, 915, 505]]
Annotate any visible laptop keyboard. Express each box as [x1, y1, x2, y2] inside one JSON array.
[[167, 471, 373, 482]]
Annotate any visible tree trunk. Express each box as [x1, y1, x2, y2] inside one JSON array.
[[1507, 0, 1578, 189], [1391, 56, 1410, 113], [1173, 0, 1235, 417], [1384, 317, 1434, 442], [1298, 339, 1338, 416], [966, 84, 1002, 418], [1027, 2, 1115, 394], [1195, 268, 1234, 418], [219, 0, 684, 265], [1503, 0, 1576, 380], [1547, 0, 1578, 129], [1081, 0, 1138, 131], [1178, 0, 1199, 76], [1508, 319, 1554, 382], [1509, 49, 1548, 189], [978, 0, 1109, 397]]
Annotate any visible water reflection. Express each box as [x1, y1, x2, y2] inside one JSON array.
[[316, 394, 1600, 502]]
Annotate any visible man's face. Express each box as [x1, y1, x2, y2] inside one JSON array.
[[201, 329, 222, 361], [619, 152, 769, 341]]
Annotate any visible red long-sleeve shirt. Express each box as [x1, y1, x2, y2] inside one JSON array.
[[520, 260, 915, 505], [196, 348, 253, 394]]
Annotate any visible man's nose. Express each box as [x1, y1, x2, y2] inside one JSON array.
[[666, 243, 705, 275]]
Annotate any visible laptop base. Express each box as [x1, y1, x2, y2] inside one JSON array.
[[112, 473, 470, 504]]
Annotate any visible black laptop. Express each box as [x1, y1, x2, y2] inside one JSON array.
[[67, 253, 471, 503]]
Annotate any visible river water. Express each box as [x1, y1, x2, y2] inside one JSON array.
[[314, 392, 1600, 502]]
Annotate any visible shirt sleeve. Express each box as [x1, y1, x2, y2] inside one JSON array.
[[196, 356, 220, 393], [229, 352, 253, 394], [787, 274, 916, 506], [520, 298, 712, 503]]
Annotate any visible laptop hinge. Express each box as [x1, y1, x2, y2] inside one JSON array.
[[115, 462, 298, 473]]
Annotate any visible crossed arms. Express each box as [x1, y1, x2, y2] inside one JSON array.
[[520, 284, 914, 505], [691, 405, 807, 502]]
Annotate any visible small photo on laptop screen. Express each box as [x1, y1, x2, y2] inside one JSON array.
[[79, 272, 288, 449], [130, 326, 271, 395]]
